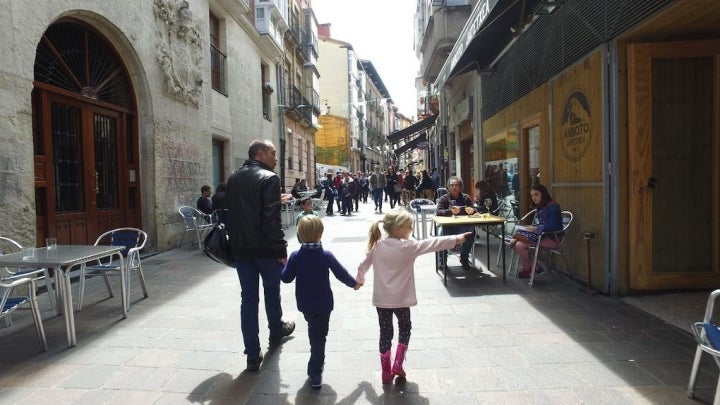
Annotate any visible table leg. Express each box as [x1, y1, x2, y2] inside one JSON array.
[[61, 268, 77, 347], [502, 223, 507, 283], [486, 225, 490, 269], [421, 210, 427, 239], [119, 254, 128, 317]]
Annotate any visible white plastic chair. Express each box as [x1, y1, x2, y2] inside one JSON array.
[[178, 206, 214, 248], [688, 289, 720, 403], [78, 227, 148, 312], [527, 211, 573, 287], [0, 277, 47, 351], [0, 236, 55, 310]]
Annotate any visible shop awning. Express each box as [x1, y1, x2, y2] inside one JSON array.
[[388, 115, 437, 144], [433, 0, 544, 89], [394, 133, 428, 157]]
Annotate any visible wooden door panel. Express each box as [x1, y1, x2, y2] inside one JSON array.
[[627, 40, 720, 290]]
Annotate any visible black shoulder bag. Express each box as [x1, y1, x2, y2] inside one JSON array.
[[203, 214, 234, 267]]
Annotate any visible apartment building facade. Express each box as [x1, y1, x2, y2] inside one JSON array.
[[0, 0, 317, 250]]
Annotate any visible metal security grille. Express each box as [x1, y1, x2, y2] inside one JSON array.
[[482, 0, 673, 119], [34, 21, 133, 108]]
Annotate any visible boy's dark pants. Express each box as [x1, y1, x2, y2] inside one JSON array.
[[304, 312, 331, 379]]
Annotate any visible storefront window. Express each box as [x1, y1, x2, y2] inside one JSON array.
[[483, 124, 518, 199]]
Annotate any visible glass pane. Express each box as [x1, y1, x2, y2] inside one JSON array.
[[52, 104, 84, 213], [94, 113, 118, 210], [484, 125, 518, 200], [528, 126, 540, 187]]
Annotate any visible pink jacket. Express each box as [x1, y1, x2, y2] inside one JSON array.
[[356, 236, 458, 308]]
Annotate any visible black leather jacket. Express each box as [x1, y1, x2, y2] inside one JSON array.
[[225, 159, 287, 259]]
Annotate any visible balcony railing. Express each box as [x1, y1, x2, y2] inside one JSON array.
[[210, 44, 227, 95], [285, 85, 313, 123], [302, 29, 318, 59]]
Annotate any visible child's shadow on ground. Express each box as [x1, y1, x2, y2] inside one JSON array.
[[295, 379, 429, 405]]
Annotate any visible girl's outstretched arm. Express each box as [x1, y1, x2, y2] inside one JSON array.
[[411, 232, 473, 256]]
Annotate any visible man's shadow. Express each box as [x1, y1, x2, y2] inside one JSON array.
[[189, 343, 292, 404]]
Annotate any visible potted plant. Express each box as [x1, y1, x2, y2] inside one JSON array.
[[263, 83, 274, 95]]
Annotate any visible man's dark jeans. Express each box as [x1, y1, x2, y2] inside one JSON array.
[[235, 257, 284, 358]]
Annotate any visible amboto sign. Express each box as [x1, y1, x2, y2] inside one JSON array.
[[560, 88, 592, 162]]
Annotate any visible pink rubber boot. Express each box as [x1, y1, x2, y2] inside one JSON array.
[[380, 350, 393, 384], [392, 343, 408, 378]]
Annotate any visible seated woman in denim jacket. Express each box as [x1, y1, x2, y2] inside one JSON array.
[[510, 184, 563, 279]]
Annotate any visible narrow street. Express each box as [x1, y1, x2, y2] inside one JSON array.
[[0, 202, 715, 404]]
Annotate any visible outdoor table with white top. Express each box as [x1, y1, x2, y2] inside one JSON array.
[[0, 245, 125, 347], [432, 214, 507, 285]]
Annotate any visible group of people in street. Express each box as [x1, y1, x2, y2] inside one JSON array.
[[318, 165, 443, 216], [217, 138, 563, 390]]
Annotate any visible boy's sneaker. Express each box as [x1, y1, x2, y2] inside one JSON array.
[[269, 321, 296, 345], [246, 352, 264, 372]]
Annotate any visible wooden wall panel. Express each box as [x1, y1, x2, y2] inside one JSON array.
[[552, 186, 605, 291], [551, 52, 604, 183]]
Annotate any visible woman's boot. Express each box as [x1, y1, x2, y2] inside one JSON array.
[[380, 350, 393, 384], [392, 343, 408, 378]]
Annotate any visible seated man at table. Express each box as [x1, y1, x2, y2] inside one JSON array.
[[436, 176, 476, 270]]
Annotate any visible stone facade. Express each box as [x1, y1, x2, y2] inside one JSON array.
[[0, 0, 285, 250]]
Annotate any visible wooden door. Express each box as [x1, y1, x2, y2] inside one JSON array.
[[628, 40, 720, 290], [32, 20, 140, 246]]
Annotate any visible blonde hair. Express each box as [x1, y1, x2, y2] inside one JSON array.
[[297, 215, 323, 243], [367, 209, 413, 251]]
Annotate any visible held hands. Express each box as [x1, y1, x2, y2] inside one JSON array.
[[354, 281, 364, 290]]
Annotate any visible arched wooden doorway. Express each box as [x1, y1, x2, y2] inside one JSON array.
[[32, 19, 141, 245]]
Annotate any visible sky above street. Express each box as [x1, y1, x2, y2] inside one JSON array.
[[311, 0, 419, 118]]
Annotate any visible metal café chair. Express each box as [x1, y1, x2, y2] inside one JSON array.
[[408, 198, 436, 239], [496, 209, 537, 273], [281, 197, 297, 228], [311, 188, 326, 211], [178, 206, 214, 248], [527, 211, 574, 287], [688, 289, 720, 403], [0, 277, 48, 351], [0, 236, 56, 310], [77, 227, 148, 312]]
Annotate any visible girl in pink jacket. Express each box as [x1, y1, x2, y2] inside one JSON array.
[[356, 209, 470, 384]]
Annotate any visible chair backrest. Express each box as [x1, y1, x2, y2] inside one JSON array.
[[544, 211, 573, 246], [409, 198, 435, 212], [179, 206, 204, 229], [0, 237, 22, 255], [95, 227, 147, 260], [436, 187, 448, 199], [557, 211, 573, 245]]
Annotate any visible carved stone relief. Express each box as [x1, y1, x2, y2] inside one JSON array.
[[153, 0, 203, 107]]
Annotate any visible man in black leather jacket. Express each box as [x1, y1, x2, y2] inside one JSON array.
[[225, 139, 295, 371]]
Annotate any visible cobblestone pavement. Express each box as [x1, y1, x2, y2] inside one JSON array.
[[0, 203, 717, 404]]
